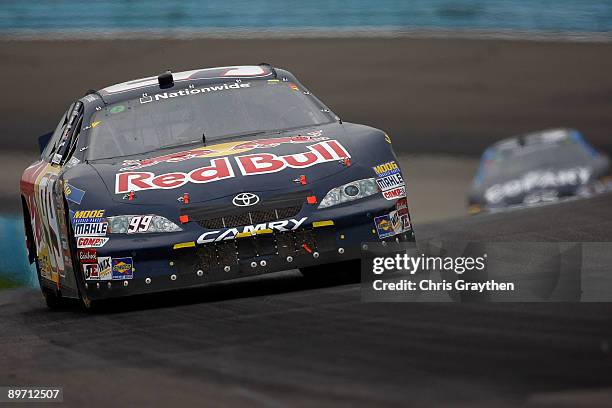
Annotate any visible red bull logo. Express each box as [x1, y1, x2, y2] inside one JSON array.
[[120, 132, 326, 171], [115, 139, 349, 194]]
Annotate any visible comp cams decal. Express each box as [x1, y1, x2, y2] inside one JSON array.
[[197, 217, 307, 244], [76, 237, 109, 249], [373, 161, 405, 201], [116, 140, 350, 194]]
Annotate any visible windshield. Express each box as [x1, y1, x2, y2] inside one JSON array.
[[479, 140, 595, 183], [87, 79, 334, 160]]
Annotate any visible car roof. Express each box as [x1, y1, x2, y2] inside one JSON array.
[[89, 65, 286, 106]]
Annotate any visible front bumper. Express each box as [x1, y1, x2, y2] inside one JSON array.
[[82, 195, 414, 300]]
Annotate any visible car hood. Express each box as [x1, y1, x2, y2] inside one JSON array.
[[90, 123, 358, 205]]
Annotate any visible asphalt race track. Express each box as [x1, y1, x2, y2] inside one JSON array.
[[1, 194, 611, 407]]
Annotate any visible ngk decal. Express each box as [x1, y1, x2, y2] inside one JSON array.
[[115, 140, 350, 194], [197, 217, 308, 244]]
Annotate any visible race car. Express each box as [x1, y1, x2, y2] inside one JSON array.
[[468, 128, 611, 214], [20, 64, 414, 309]]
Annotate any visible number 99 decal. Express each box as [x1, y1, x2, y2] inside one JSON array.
[[128, 215, 153, 234]]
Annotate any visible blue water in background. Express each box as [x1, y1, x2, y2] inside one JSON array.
[[1, 0, 611, 33], [0, 216, 38, 288]]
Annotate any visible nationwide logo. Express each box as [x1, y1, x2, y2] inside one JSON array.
[[197, 217, 307, 244], [140, 82, 251, 105], [116, 140, 350, 194], [76, 236, 109, 249], [119, 132, 326, 171]]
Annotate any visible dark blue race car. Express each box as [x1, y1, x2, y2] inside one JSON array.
[[468, 128, 611, 214], [20, 64, 414, 309]]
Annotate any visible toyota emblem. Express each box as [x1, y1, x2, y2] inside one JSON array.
[[232, 192, 260, 207]]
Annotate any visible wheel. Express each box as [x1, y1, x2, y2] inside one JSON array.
[[41, 287, 64, 309]]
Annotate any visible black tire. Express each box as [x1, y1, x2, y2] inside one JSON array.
[[41, 286, 63, 309]]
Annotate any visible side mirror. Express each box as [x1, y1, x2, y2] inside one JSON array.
[[37, 131, 53, 155]]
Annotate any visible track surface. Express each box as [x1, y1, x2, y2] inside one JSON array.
[[1, 194, 612, 407]]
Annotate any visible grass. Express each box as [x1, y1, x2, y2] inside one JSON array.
[[0, 276, 20, 290]]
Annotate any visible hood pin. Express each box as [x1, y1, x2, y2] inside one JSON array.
[[293, 175, 307, 185], [178, 192, 190, 204]]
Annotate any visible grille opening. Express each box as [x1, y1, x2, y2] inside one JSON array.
[[197, 205, 301, 229]]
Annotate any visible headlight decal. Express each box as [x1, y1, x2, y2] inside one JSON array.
[[318, 178, 380, 209], [107, 215, 182, 234]]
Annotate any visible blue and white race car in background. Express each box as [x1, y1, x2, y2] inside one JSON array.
[[468, 128, 611, 213]]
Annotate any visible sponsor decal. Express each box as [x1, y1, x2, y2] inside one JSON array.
[[74, 222, 108, 237], [76, 236, 109, 248], [78, 248, 97, 263], [197, 217, 307, 244], [140, 82, 251, 105], [395, 197, 409, 215], [72, 209, 105, 224], [376, 173, 404, 191], [109, 105, 125, 114], [119, 133, 327, 171], [116, 140, 350, 194], [83, 263, 99, 280], [97, 256, 112, 280], [112, 257, 134, 280], [373, 161, 400, 178], [401, 214, 411, 231], [374, 208, 411, 240], [382, 186, 406, 200], [484, 167, 591, 204], [374, 214, 395, 239]]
